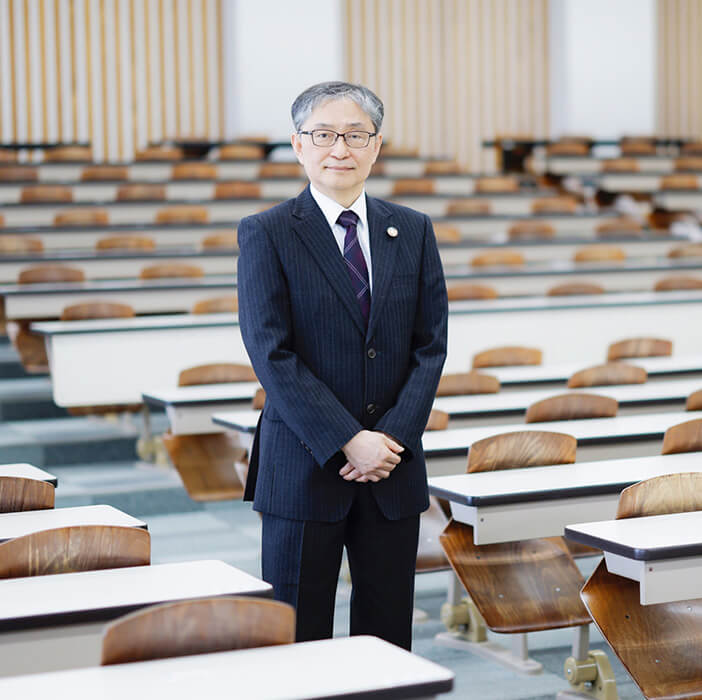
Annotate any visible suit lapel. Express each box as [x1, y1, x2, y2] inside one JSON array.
[[291, 187, 366, 335]]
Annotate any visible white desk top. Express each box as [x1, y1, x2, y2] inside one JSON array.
[[143, 382, 260, 407], [0, 505, 146, 544], [0, 463, 57, 486], [428, 451, 702, 506], [0, 635, 454, 699], [565, 511, 702, 561], [0, 560, 272, 631]]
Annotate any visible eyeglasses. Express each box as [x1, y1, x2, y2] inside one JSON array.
[[298, 129, 377, 149]]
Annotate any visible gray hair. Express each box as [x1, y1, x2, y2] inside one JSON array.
[[291, 82, 384, 133]]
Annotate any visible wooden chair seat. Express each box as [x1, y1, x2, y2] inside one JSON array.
[[0, 476, 54, 513], [424, 160, 463, 175], [192, 295, 238, 314], [218, 143, 266, 160], [607, 337, 673, 361], [546, 141, 589, 156], [620, 142, 656, 156], [573, 244, 627, 263], [661, 174, 699, 190], [472, 345, 542, 369], [547, 281, 605, 296], [595, 217, 643, 236], [445, 199, 492, 215], [470, 249, 525, 267], [507, 220, 556, 239], [154, 206, 209, 224], [44, 145, 92, 162], [214, 181, 262, 199], [0, 525, 150, 579], [172, 163, 218, 180], [252, 387, 266, 410], [178, 362, 256, 386], [140, 263, 204, 279], [436, 371, 500, 396], [661, 418, 702, 455], [20, 185, 73, 203], [18, 264, 85, 284], [101, 596, 295, 666], [135, 145, 183, 161], [432, 223, 461, 243], [467, 431, 577, 472], [601, 158, 640, 172], [116, 184, 166, 201], [416, 496, 450, 572], [60, 302, 135, 321], [54, 209, 109, 226], [686, 389, 702, 411], [525, 393, 618, 423], [567, 362, 647, 388], [0, 166, 38, 182], [474, 176, 519, 193], [391, 178, 435, 195], [426, 409, 449, 431], [531, 196, 577, 214], [258, 162, 303, 178], [0, 235, 43, 253], [446, 282, 498, 301], [81, 165, 129, 181], [674, 156, 702, 172], [96, 235, 156, 251], [0, 148, 18, 163], [668, 243, 702, 258], [654, 275, 702, 291]]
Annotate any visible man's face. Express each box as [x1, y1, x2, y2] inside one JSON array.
[[291, 98, 382, 206]]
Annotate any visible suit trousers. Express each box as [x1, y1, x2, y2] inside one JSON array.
[[261, 483, 421, 650]]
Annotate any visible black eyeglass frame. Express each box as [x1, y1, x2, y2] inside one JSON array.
[[297, 129, 378, 148]]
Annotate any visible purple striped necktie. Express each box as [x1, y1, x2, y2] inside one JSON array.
[[337, 209, 370, 325]]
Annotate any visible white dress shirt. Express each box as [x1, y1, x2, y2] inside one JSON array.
[[309, 184, 373, 292]]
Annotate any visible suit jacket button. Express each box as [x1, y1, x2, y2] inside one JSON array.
[[367, 348, 377, 359], [366, 403, 376, 414]]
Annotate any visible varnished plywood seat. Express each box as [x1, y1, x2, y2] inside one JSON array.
[[607, 337, 673, 361], [214, 181, 262, 199], [547, 281, 605, 296], [18, 264, 85, 284], [668, 243, 702, 258], [258, 162, 303, 178], [20, 185, 73, 203], [96, 234, 156, 251], [201, 231, 238, 249], [573, 244, 627, 263], [191, 295, 238, 314], [446, 282, 498, 301], [531, 196, 578, 214], [436, 371, 500, 396], [525, 393, 618, 423], [424, 160, 463, 175], [661, 174, 699, 190], [54, 208, 109, 226], [472, 345, 542, 369], [81, 165, 129, 181], [0, 476, 55, 513], [135, 145, 183, 161], [432, 223, 461, 243], [601, 158, 641, 172], [116, 184, 167, 201], [470, 249, 525, 267], [445, 199, 492, 215], [154, 206, 209, 224], [595, 217, 643, 236], [675, 156, 702, 172], [101, 597, 295, 666], [661, 418, 702, 455], [140, 263, 204, 279], [0, 235, 43, 253], [172, 163, 218, 180], [391, 178, 435, 195], [686, 390, 702, 411], [218, 143, 266, 160], [473, 176, 519, 193], [426, 409, 450, 431], [654, 275, 702, 291], [178, 363, 256, 386], [0, 525, 150, 579], [567, 362, 647, 388], [507, 220, 556, 239], [44, 145, 92, 162], [60, 302, 135, 321], [0, 166, 38, 182]]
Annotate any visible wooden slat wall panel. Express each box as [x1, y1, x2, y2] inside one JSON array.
[[0, 0, 225, 161], [344, 0, 550, 170]]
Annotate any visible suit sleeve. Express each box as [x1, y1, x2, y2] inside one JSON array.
[[374, 214, 448, 459], [237, 215, 364, 469]]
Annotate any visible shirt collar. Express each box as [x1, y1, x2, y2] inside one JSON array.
[[310, 184, 368, 231]]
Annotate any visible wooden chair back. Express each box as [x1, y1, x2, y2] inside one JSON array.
[[0, 476, 55, 513], [668, 243, 702, 258], [547, 281, 605, 296], [531, 196, 578, 214], [607, 337, 672, 361], [380, 143, 418, 157], [424, 160, 463, 175], [686, 389, 702, 411], [172, 163, 218, 180], [154, 206, 209, 224], [654, 275, 702, 291], [595, 217, 643, 236], [661, 174, 699, 190], [201, 231, 238, 249], [258, 162, 303, 178], [20, 185, 73, 203], [0, 166, 37, 182], [96, 234, 156, 251], [567, 362, 647, 388], [101, 596, 295, 666], [81, 165, 129, 181], [446, 282, 498, 301], [474, 176, 519, 193], [432, 223, 461, 243], [0, 235, 43, 253], [601, 158, 640, 172], [472, 345, 542, 369], [178, 362, 257, 386], [391, 178, 435, 195], [214, 182, 262, 199], [525, 392, 618, 423], [140, 263, 204, 279], [18, 264, 85, 284], [573, 244, 627, 263], [218, 143, 266, 160], [0, 525, 150, 579], [252, 387, 266, 410], [470, 249, 525, 267], [681, 142, 702, 155], [507, 220, 556, 239], [546, 141, 589, 156], [44, 145, 92, 162], [436, 371, 500, 396], [54, 208, 109, 226], [191, 295, 238, 314], [135, 145, 183, 161], [116, 184, 166, 201], [620, 141, 656, 156], [61, 302, 135, 321], [426, 409, 449, 431], [445, 199, 492, 215], [674, 156, 702, 172], [661, 418, 702, 455], [0, 148, 18, 163], [616, 472, 702, 520]]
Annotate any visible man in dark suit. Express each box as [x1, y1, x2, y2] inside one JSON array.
[[237, 81, 448, 650]]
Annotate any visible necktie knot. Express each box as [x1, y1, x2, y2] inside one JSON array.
[[337, 209, 359, 230]]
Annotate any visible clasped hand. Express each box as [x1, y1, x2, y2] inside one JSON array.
[[339, 430, 403, 483]]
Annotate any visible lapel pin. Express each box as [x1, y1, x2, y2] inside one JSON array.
[[386, 226, 398, 238]]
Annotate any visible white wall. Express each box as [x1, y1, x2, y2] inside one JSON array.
[[549, 0, 656, 139], [223, 0, 345, 142]]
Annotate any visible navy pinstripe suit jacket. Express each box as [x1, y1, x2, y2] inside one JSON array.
[[237, 185, 448, 522]]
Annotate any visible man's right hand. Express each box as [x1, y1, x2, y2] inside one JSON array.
[[339, 430, 403, 482]]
